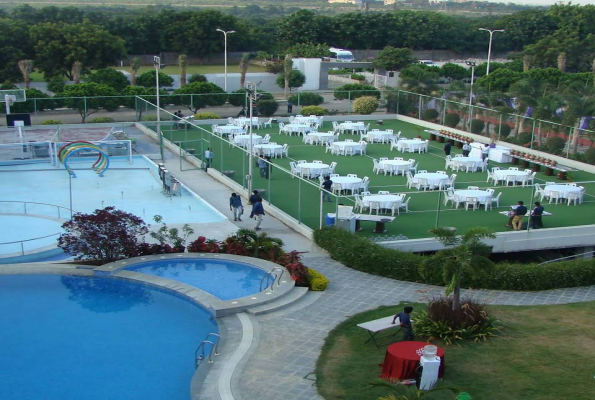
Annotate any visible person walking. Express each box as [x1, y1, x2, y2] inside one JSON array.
[[391, 306, 414, 341], [204, 148, 214, 171], [249, 189, 262, 205], [287, 101, 293, 114], [264, 156, 272, 179], [511, 201, 528, 231], [462, 141, 471, 157], [529, 201, 544, 229], [321, 176, 333, 202], [443, 141, 452, 156], [257, 156, 267, 178], [229, 193, 243, 222], [251, 199, 265, 231]]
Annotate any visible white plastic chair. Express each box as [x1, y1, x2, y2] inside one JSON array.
[[373, 159, 381, 175], [378, 190, 390, 195], [548, 190, 561, 204], [465, 197, 479, 211], [369, 201, 381, 215], [399, 197, 411, 213], [490, 192, 502, 208], [567, 192, 580, 206]]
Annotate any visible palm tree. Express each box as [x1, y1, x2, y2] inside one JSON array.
[[283, 53, 293, 100], [18, 60, 33, 89], [239, 53, 251, 89], [71, 61, 82, 84], [179, 54, 187, 87], [130, 57, 142, 86], [232, 228, 284, 260], [561, 82, 595, 154], [420, 227, 495, 312]]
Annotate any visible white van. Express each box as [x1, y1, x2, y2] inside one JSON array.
[[418, 60, 437, 66], [329, 47, 355, 62]]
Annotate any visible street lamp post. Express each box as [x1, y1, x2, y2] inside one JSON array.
[[478, 28, 505, 76], [216, 28, 236, 92], [466, 61, 476, 130], [154, 56, 164, 161], [245, 81, 259, 194]]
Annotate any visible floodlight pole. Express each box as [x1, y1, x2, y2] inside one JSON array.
[[246, 82, 256, 194], [478, 28, 505, 76], [154, 56, 164, 161], [5, 95, 11, 114], [466, 61, 476, 130], [216, 29, 236, 92]]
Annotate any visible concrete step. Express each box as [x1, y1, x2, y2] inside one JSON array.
[[247, 286, 309, 315]]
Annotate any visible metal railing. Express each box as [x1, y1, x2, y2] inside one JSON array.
[[0, 201, 73, 220], [537, 250, 595, 266], [0, 232, 61, 256], [194, 333, 220, 368]]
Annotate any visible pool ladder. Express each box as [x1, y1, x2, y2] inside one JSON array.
[[195, 333, 220, 368], [259, 267, 285, 292]]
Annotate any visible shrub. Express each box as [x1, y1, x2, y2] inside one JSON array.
[[187, 74, 207, 83], [414, 296, 500, 345], [470, 119, 485, 134], [41, 119, 63, 125], [277, 250, 310, 287], [421, 108, 439, 121], [585, 147, 595, 164], [313, 227, 595, 290], [353, 96, 379, 115], [88, 117, 115, 123], [289, 92, 324, 106], [228, 89, 273, 107], [194, 112, 221, 120], [350, 73, 366, 81], [265, 60, 284, 74], [496, 123, 512, 138], [308, 268, 329, 291], [545, 136, 566, 153], [444, 113, 460, 128], [517, 132, 532, 145], [300, 105, 326, 116], [256, 99, 278, 117], [334, 84, 381, 100], [187, 236, 222, 253], [142, 115, 157, 121]]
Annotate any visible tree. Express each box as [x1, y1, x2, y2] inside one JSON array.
[[419, 227, 495, 311], [334, 83, 380, 100], [282, 53, 293, 99], [47, 76, 66, 94], [239, 53, 251, 89], [58, 83, 120, 122], [475, 68, 522, 92], [286, 42, 331, 58], [130, 57, 141, 86], [560, 82, 595, 154], [71, 61, 83, 84], [86, 68, 129, 92], [136, 70, 174, 88], [0, 18, 32, 83], [172, 81, 227, 114], [373, 46, 414, 71], [17, 60, 33, 89], [440, 63, 468, 81], [399, 65, 440, 95], [58, 207, 148, 262], [188, 74, 208, 84], [179, 54, 187, 87], [30, 20, 127, 79], [276, 70, 306, 94]]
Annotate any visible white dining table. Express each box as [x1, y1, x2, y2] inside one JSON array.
[[414, 172, 449, 188], [362, 194, 403, 209], [493, 169, 530, 185], [295, 163, 330, 178], [216, 125, 244, 135], [396, 139, 425, 153], [332, 141, 362, 155], [367, 130, 393, 143], [294, 116, 319, 125], [283, 123, 312, 135], [451, 157, 483, 172], [253, 144, 283, 157], [454, 189, 492, 204], [332, 176, 363, 192], [543, 184, 582, 199], [378, 160, 411, 176], [339, 122, 365, 134], [233, 134, 262, 148], [232, 117, 254, 127], [306, 132, 335, 145]]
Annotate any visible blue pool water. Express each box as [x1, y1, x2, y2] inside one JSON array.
[[126, 259, 269, 300], [0, 274, 217, 400]]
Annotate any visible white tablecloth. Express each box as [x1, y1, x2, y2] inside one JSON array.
[[362, 194, 403, 209], [294, 116, 319, 125], [332, 141, 362, 155], [217, 125, 244, 135], [339, 122, 365, 133], [295, 163, 330, 178], [283, 123, 312, 135], [332, 176, 363, 192], [451, 157, 483, 172], [454, 189, 492, 204], [233, 134, 262, 147], [367, 130, 393, 143], [543, 184, 581, 199], [253, 144, 283, 157], [232, 118, 254, 127], [397, 139, 425, 153], [379, 160, 411, 175], [489, 146, 512, 163], [493, 169, 529, 184], [414, 173, 449, 188], [306, 132, 334, 145]]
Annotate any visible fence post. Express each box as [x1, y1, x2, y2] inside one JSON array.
[[348, 91, 351, 113], [435, 191, 442, 228], [530, 119, 537, 149], [497, 114, 503, 141], [34, 99, 38, 116], [297, 92, 300, 107], [397, 90, 400, 115], [84, 97, 88, 123], [418, 95, 422, 120], [298, 178, 301, 224]]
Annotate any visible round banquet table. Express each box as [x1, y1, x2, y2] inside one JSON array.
[[451, 157, 483, 172], [454, 189, 492, 204], [368, 130, 393, 143], [339, 122, 365, 133], [332, 176, 363, 192], [332, 141, 362, 155], [294, 116, 319, 125], [295, 163, 330, 178], [283, 123, 312, 135], [397, 139, 425, 152], [306, 132, 335, 145], [379, 160, 411, 176], [362, 194, 403, 209], [253, 144, 283, 157], [217, 125, 244, 135], [380, 341, 445, 380], [233, 134, 262, 148], [543, 184, 581, 199], [493, 169, 529, 184], [232, 117, 253, 127], [414, 172, 449, 188]]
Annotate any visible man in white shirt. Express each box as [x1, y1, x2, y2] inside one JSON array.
[[462, 141, 471, 157], [204, 148, 214, 171]]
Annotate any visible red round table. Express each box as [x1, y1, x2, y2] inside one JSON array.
[[380, 341, 445, 380]]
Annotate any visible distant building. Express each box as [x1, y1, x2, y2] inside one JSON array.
[[328, 0, 358, 4]]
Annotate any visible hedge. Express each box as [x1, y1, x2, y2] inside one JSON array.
[[313, 227, 595, 291], [308, 267, 330, 291]]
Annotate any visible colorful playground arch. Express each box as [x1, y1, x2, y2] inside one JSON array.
[[58, 141, 110, 177]]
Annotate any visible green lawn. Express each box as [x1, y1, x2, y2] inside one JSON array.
[[155, 118, 595, 239], [315, 302, 595, 400]]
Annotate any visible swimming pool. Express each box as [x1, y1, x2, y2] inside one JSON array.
[[125, 258, 270, 300], [0, 274, 217, 400]]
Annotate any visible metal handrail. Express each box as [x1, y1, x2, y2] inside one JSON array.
[[271, 267, 285, 286], [259, 271, 277, 292], [537, 250, 595, 266], [0, 232, 61, 245], [0, 200, 73, 220], [194, 332, 221, 368]]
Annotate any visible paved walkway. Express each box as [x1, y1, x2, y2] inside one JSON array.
[[130, 127, 595, 400]]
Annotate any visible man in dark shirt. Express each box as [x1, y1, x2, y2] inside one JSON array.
[[512, 201, 528, 231], [443, 142, 452, 156], [249, 190, 262, 205], [392, 306, 414, 341], [530, 201, 544, 229], [321, 176, 333, 202]]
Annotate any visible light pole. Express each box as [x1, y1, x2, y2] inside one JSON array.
[[466, 61, 476, 130], [216, 28, 236, 92], [154, 55, 164, 161], [478, 28, 505, 76]]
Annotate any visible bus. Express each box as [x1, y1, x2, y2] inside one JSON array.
[[329, 47, 355, 62]]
